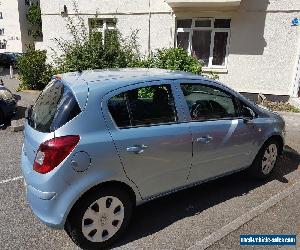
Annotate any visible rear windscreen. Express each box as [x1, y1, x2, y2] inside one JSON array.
[[28, 80, 81, 133]]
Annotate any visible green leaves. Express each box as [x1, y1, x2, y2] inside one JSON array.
[[17, 49, 53, 90], [135, 48, 203, 75], [26, 4, 43, 40], [54, 24, 138, 73], [27, 4, 42, 26]]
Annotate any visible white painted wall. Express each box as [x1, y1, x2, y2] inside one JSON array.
[[0, 0, 36, 52], [38, 0, 300, 96], [218, 0, 300, 96]]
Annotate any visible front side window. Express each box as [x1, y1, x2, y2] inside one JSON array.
[[108, 84, 177, 128], [176, 18, 230, 68], [181, 84, 237, 121]]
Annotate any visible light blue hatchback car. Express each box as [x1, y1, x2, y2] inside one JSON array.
[[21, 68, 285, 249]]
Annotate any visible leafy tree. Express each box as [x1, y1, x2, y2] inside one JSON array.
[[27, 4, 43, 40]]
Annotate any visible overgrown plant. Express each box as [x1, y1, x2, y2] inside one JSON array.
[[52, 2, 140, 73], [51, 2, 211, 78], [135, 48, 202, 74], [27, 3, 43, 40], [17, 48, 53, 90]]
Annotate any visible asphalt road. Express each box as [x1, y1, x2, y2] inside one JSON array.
[[0, 112, 299, 250]]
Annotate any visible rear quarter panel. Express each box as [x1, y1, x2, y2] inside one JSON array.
[[53, 83, 142, 212]]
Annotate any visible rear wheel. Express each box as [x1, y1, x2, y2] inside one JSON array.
[[0, 108, 5, 126], [65, 187, 133, 250], [250, 139, 279, 179]]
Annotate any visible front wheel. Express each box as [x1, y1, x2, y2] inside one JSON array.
[[65, 187, 133, 250], [250, 140, 279, 179]]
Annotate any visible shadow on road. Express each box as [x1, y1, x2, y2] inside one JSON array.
[[113, 146, 299, 248]]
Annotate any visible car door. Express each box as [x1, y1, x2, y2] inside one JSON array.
[[178, 81, 257, 184], [102, 81, 192, 199]]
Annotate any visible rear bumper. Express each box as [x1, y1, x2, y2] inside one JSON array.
[[25, 183, 63, 229], [21, 149, 71, 229]]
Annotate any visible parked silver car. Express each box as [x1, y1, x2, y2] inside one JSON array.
[[21, 68, 285, 249]]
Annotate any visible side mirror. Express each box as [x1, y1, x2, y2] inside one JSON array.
[[243, 107, 255, 124], [243, 117, 253, 124]]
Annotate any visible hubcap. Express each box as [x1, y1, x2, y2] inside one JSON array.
[[82, 196, 124, 242], [261, 144, 278, 175]]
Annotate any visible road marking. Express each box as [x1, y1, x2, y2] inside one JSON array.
[[188, 179, 300, 250], [0, 176, 23, 184]]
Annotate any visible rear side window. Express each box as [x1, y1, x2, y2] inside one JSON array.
[[108, 84, 177, 128], [28, 80, 81, 132]]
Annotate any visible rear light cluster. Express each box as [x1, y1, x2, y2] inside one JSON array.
[[33, 135, 80, 174]]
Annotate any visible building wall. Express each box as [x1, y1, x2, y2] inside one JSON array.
[[38, 0, 300, 96], [0, 0, 23, 52], [37, 0, 173, 56], [0, 0, 36, 52], [218, 0, 300, 96]]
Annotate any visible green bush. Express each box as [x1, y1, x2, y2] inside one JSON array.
[[52, 6, 207, 77], [17, 49, 53, 90], [135, 48, 203, 75], [55, 31, 139, 73], [53, 5, 140, 73]]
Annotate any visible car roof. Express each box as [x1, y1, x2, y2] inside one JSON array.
[[60, 68, 210, 93], [58, 68, 264, 114]]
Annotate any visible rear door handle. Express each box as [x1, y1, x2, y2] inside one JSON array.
[[196, 135, 213, 144], [126, 145, 148, 154]]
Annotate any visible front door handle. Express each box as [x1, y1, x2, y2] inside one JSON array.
[[126, 145, 148, 154], [196, 135, 213, 144]]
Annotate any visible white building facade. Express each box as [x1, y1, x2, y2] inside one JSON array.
[[37, 0, 300, 98], [0, 0, 37, 52]]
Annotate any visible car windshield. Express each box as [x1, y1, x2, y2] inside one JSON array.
[[28, 80, 81, 133]]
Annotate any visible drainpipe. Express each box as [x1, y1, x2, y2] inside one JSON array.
[[291, 27, 300, 98], [292, 55, 300, 98], [170, 9, 175, 48]]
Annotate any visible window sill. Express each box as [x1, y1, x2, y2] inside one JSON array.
[[202, 67, 228, 73]]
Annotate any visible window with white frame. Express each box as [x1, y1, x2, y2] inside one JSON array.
[[88, 18, 117, 41], [176, 18, 231, 68], [0, 29, 4, 36]]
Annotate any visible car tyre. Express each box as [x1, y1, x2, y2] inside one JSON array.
[[0, 108, 4, 126], [65, 186, 133, 250], [249, 139, 279, 179]]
